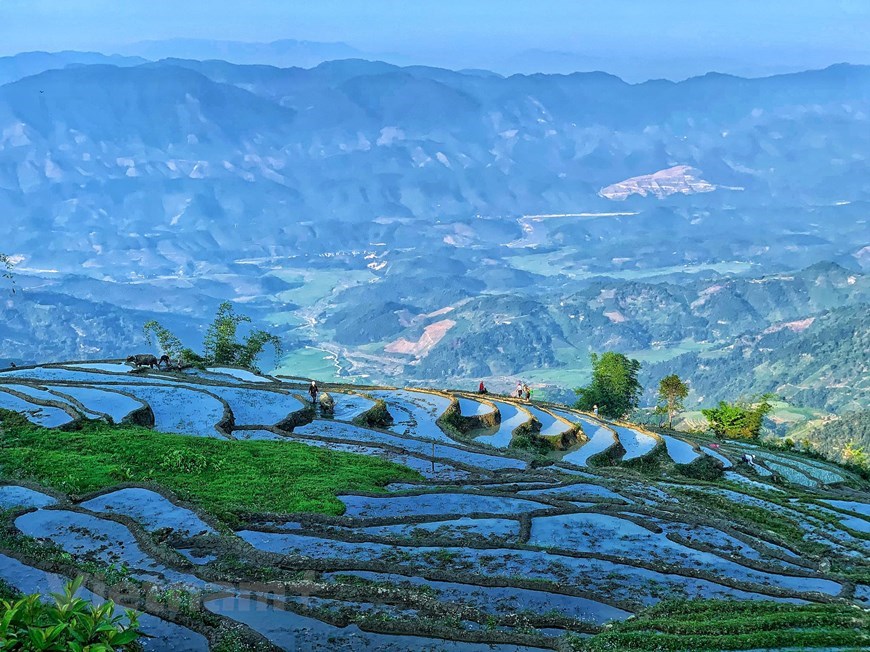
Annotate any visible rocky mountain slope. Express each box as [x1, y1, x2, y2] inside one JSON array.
[[599, 165, 718, 200]]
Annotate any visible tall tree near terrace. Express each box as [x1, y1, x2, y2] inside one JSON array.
[[574, 352, 642, 419], [657, 374, 689, 428], [143, 301, 281, 370]]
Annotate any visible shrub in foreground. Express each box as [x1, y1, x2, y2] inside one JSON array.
[[0, 576, 142, 650]]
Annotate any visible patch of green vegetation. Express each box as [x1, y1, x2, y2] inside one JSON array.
[[0, 578, 20, 600], [675, 455, 725, 481], [508, 431, 552, 456], [0, 410, 421, 523], [0, 577, 143, 650], [211, 624, 269, 652], [271, 268, 374, 307], [702, 396, 773, 440], [330, 573, 439, 598], [353, 399, 393, 429], [525, 369, 591, 392], [627, 339, 715, 365], [0, 508, 86, 574], [670, 487, 827, 555], [571, 600, 869, 651]]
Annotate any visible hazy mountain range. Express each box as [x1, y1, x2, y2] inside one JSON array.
[[66, 38, 870, 82], [115, 39, 363, 70], [0, 52, 867, 412]]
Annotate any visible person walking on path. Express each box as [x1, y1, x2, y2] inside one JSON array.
[[478, 381, 488, 394], [515, 381, 523, 398], [309, 380, 319, 404], [593, 404, 599, 417]]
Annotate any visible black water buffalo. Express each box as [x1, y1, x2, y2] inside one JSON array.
[[126, 354, 159, 368]]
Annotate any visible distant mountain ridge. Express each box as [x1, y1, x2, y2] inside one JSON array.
[[115, 38, 362, 69], [0, 56, 868, 400], [3, 59, 870, 264], [0, 50, 147, 86]]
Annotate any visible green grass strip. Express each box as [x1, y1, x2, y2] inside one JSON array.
[[575, 600, 869, 652], [616, 612, 861, 635], [582, 629, 868, 651], [0, 411, 421, 523]]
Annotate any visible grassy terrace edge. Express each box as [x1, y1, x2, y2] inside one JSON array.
[[0, 409, 421, 524], [570, 599, 869, 651]]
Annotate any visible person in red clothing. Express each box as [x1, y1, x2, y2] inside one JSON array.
[[478, 381, 488, 394]]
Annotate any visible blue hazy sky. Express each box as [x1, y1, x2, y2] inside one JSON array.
[[1, 0, 868, 76]]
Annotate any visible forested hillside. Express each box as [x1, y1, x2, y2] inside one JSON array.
[[643, 303, 869, 412], [799, 410, 870, 466]]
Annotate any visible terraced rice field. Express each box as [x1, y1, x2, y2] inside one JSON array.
[[474, 399, 532, 448], [0, 359, 868, 651], [457, 395, 495, 416], [0, 387, 74, 427], [609, 423, 659, 461], [523, 404, 572, 437], [368, 389, 455, 443], [556, 413, 618, 466]]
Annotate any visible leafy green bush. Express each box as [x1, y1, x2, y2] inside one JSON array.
[[702, 396, 772, 439], [509, 432, 551, 455], [0, 408, 33, 431], [843, 441, 869, 470], [676, 454, 724, 481], [0, 576, 142, 650]]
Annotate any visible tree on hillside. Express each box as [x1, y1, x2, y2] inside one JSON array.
[[1, 253, 14, 293], [144, 301, 281, 371], [574, 352, 642, 419], [143, 321, 187, 360], [843, 442, 869, 472], [656, 374, 689, 428], [702, 396, 773, 440], [801, 410, 870, 468]]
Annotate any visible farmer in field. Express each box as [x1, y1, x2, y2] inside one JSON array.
[[309, 380, 319, 404]]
